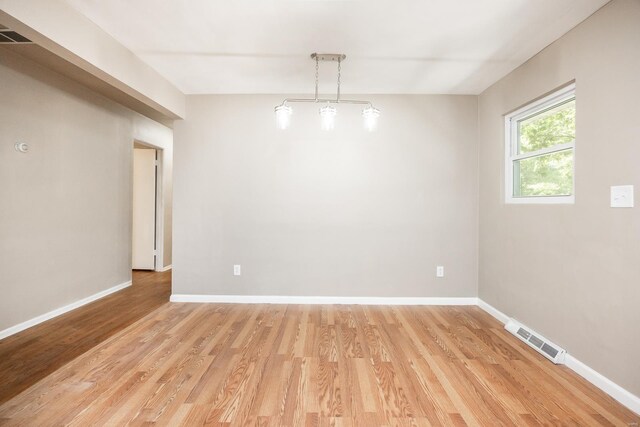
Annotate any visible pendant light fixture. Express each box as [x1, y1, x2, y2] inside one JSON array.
[[319, 103, 337, 131], [274, 53, 380, 131], [362, 106, 381, 132], [275, 104, 292, 130]]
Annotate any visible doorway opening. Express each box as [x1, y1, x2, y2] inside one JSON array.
[[132, 141, 164, 271]]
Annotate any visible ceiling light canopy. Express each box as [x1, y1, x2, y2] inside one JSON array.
[[274, 53, 380, 131]]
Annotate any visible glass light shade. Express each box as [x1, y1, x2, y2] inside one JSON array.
[[319, 104, 337, 131], [275, 104, 292, 130], [362, 106, 380, 132]]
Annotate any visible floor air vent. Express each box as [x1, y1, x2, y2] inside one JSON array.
[[505, 319, 566, 364]]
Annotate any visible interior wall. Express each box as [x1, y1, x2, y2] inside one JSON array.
[[0, 48, 173, 332], [173, 94, 478, 298], [478, 0, 640, 396]]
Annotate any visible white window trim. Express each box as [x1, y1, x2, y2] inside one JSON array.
[[504, 83, 576, 205]]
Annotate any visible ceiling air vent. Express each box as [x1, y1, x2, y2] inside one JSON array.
[[505, 318, 566, 364], [0, 29, 32, 44]]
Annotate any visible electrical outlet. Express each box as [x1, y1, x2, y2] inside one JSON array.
[[233, 265, 241, 276], [436, 266, 444, 278]]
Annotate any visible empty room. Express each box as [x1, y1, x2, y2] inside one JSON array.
[[0, 0, 639, 425]]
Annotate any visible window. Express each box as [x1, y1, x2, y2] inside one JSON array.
[[505, 84, 575, 204]]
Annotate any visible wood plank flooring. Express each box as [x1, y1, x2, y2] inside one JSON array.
[[0, 296, 637, 425], [0, 270, 171, 404]]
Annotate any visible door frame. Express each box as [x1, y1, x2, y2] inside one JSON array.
[[133, 139, 165, 272]]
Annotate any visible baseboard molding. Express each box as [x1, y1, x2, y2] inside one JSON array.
[[170, 294, 478, 306], [477, 298, 510, 324], [565, 355, 640, 415], [0, 280, 132, 341], [160, 264, 172, 272], [477, 298, 640, 416]]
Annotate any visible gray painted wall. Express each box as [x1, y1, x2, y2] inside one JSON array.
[[0, 49, 172, 331], [173, 95, 478, 297], [478, 0, 640, 395]]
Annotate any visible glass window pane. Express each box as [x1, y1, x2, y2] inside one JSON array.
[[513, 149, 573, 197], [517, 98, 575, 154]]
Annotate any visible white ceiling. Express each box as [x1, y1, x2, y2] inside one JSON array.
[[62, 0, 608, 95]]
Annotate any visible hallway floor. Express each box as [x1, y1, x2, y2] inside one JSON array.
[[0, 270, 171, 404]]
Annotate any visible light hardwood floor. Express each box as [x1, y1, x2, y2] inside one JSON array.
[[0, 301, 638, 426], [0, 270, 171, 404]]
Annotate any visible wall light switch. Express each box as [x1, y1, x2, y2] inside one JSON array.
[[436, 266, 444, 278], [610, 185, 634, 208], [233, 265, 241, 276]]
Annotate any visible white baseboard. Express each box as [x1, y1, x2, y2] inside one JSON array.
[[0, 280, 132, 341], [477, 298, 510, 324], [565, 355, 640, 415], [160, 264, 172, 272], [477, 298, 640, 416], [170, 294, 478, 306]]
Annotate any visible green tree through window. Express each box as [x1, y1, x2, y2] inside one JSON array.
[[510, 94, 575, 199]]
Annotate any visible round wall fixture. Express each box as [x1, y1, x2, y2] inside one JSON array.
[[14, 142, 29, 153]]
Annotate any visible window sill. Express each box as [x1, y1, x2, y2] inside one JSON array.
[[505, 195, 575, 205]]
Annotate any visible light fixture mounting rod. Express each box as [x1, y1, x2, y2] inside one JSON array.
[[310, 53, 346, 62]]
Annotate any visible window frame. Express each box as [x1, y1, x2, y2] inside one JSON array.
[[504, 83, 576, 205]]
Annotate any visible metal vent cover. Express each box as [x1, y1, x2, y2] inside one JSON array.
[[516, 327, 531, 340], [528, 334, 544, 349], [541, 343, 559, 358], [0, 29, 32, 44], [505, 319, 566, 364]]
